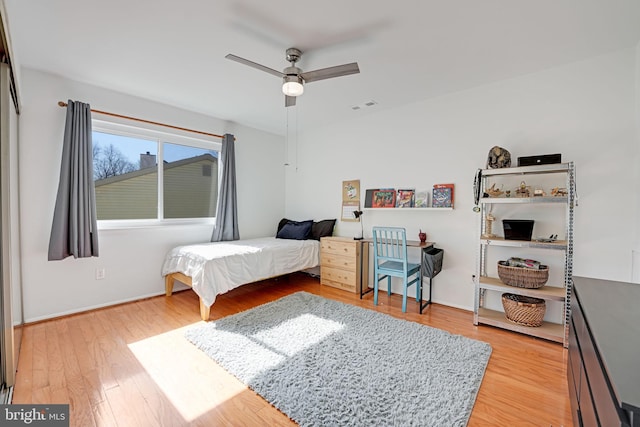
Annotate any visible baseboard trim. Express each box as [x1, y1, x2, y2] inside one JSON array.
[[23, 288, 189, 325]]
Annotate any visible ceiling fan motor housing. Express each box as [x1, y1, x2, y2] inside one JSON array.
[[286, 48, 302, 64], [283, 66, 303, 77]]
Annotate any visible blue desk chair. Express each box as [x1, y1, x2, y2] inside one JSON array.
[[372, 226, 422, 312]]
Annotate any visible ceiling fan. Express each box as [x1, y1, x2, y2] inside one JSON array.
[[225, 47, 360, 107]]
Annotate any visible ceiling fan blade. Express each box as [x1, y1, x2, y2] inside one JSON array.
[[285, 95, 296, 107], [225, 54, 284, 78], [300, 62, 360, 83]]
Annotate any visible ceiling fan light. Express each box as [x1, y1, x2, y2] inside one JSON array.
[[282, 76, 304, 96]]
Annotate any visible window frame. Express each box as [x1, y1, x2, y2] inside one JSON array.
[[92, 119, 222, 229]]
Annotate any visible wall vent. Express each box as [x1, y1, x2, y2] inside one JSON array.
[[351, 100, 378, 110]]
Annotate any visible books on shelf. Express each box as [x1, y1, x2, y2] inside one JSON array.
[[372, 189, 396, 208], [432, 183, 455, 208], [363, 186, 451, 208], [414, 190, 429, 208], [364, 189, 377, 208], [396, 189, 415, 208]]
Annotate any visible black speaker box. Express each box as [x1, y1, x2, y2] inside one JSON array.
[[517, 153, 561, 167]]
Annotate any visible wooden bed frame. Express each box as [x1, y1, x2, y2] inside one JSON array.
[[164, 272, 212, 321]]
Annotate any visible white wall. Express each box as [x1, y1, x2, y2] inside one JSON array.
[[633, 40, 640, 283], [287, 48, 638, 311], [17, 48, 638, 320], [19, 68, 284, 322]]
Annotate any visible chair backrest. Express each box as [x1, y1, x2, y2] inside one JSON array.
[[372, 226, 409, 266]]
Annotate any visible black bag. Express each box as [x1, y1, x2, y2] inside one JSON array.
[[421, 247, 444, 279]]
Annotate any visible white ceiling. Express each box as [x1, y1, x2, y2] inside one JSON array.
[[5, 0, 640, 135]]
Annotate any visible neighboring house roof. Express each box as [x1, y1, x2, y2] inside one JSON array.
[[95, 153, 217, 187]]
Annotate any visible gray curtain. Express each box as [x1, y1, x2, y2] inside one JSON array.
[[211, 133, 239, 241], [48, 100, 99, 260]]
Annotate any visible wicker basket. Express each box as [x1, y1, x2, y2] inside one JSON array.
[[501, 293, 546, 327], [497, 261, 549, 288]]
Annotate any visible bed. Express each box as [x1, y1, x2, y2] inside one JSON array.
[[162, 219, 334, 320]]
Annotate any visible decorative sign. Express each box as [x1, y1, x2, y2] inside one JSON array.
[[342, 180, 360, 221]]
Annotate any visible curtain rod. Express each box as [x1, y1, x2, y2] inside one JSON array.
[[57, 101, 226, 139]]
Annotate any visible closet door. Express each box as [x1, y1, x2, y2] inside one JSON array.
[[0, 61, 21, 400]]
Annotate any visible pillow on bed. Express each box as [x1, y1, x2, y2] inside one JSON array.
[[310, 219, 336, 240], [276, 219, 313, 240], [277, 218, 291, 233]]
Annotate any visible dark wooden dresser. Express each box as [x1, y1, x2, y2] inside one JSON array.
[[568, 276, 640, 426]]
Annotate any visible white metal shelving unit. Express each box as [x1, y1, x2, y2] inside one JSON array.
[[473, 162, 576, 347]]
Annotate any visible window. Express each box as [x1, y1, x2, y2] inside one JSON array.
[[92, 120, 220, 224]]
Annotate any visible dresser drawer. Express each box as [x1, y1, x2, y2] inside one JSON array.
[[322, 277, 356, 292], [321, 265, 356, 287], [579, 363, 598, 427], [580, 322, 621, 426], [571, 292, 585, 341], [322, 253, 358, 271], [568, 318, 582, 400], [573, 287, 623, 427], [320, 239, 358, 257], [567, 355, 580, 427]]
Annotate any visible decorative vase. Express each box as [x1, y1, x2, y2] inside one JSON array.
[[419, 230, 427, 243]]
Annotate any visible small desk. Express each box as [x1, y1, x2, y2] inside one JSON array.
[[361, 238, 435, 250], [359, 238, 435, 312]]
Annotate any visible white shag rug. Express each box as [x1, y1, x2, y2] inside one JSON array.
[[185, 291, 492, 427]]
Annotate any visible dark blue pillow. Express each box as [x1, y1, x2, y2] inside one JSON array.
[[276, 220, 313, 240], [311, 219, 336, 240], [277, 217, 291, 234]]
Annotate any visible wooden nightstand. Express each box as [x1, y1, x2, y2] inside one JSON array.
[[320, 237, 367, 293]]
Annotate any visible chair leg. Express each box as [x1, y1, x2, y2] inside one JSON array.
[[402, 278, 408, 312], [416, 273, 422, 302], [387, 276, 392, 296], [374, 275, 379, 306]]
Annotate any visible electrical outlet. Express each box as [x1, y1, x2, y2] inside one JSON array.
[[95, 267, 106, 280]]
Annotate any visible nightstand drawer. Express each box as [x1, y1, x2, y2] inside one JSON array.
[[320, 239, 358, 257], [321, 265, 356, 286], [322, 277, 357, 292], [321, 253, 359, 271], [320, 237, 363, 294]]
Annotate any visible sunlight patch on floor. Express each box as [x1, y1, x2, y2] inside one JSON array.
[[128, 324, 245, 422], [200, 314, 344, 382], [127, 314, 343, 422], [252, 313, 344, 357]]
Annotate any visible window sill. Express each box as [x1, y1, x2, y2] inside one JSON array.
[[97, 218, 215, 230]]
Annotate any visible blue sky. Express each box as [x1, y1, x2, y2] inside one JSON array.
[[92, 131, 217, 166]]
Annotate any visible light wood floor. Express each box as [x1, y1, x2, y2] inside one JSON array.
[[12, 273, 573, 426]]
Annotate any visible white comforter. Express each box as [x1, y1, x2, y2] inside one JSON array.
[[161, 237, 320, 307]]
